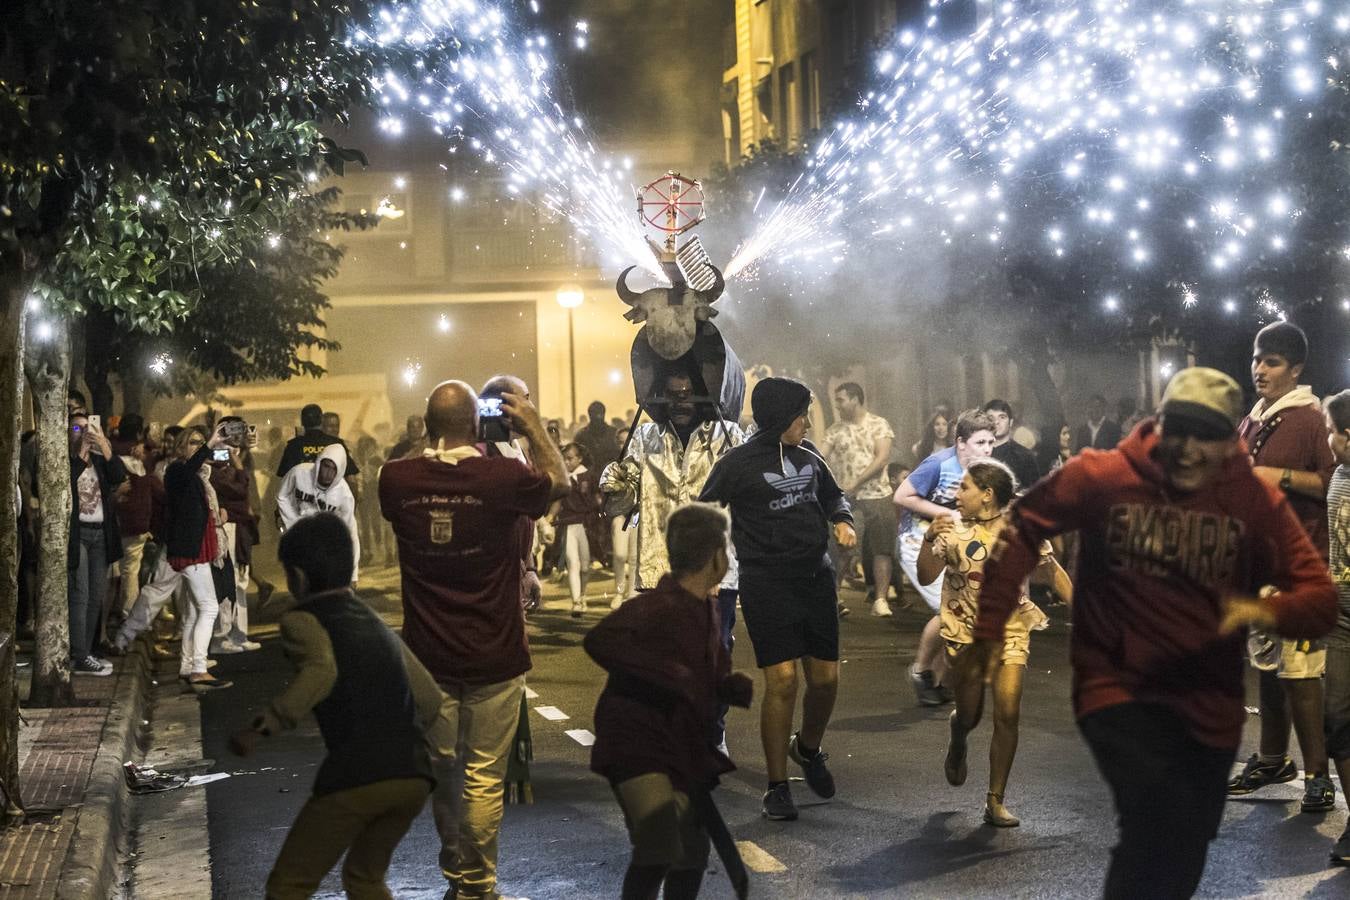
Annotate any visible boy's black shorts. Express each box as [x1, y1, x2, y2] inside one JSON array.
[[738, 566, 840, 668]]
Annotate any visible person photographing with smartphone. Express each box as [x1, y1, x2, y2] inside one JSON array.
[[67, 411, 127, 675], [379, 379, 568, 899]]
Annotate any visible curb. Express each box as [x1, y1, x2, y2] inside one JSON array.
[[54, 644, 153, 900]]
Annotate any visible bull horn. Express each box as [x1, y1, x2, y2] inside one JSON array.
[[615, 266, 640, 306], [704, 265, 725, 303]]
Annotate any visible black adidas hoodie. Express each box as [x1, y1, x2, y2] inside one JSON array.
[[699, 377, 852, 575]]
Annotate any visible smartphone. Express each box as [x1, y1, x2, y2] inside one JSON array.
[[87, 414, 101, 431], [477, 397, 510, 443], [213, 448, 231, 462], [221, 420, 249, 447]]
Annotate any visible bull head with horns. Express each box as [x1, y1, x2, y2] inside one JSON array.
[[615, 264, 726, 361]]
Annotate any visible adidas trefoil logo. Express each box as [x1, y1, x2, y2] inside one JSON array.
[[764, 459, 817, 510]]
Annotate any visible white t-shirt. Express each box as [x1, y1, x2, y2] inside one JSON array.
[[77, 465, 104, 524]]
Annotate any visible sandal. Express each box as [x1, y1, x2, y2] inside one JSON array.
[[984, 792, 1020, 828]]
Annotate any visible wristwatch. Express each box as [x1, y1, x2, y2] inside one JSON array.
[[1279, 468, 1293, 492]]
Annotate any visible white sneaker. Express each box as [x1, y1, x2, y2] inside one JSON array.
[[570, 600, 586, 619], [211, 640, 246, 654], [609, 595, 623, 610], [234, 640, 262, 651], [871, 596, 894, 617]]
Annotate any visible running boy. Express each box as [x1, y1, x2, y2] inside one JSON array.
[[585, 503, 754, 900], [229, 513, 449, 898], [698, 376, 856, 822], [973, 367, 1337, 898]]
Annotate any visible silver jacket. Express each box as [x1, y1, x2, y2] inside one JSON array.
[[600, 419, 744, 591]]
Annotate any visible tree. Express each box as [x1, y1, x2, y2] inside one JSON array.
[[79, 185, 370, 414], [20, 315, 73, 708]]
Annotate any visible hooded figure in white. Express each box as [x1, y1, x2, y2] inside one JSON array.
[[277, 443, 361, 583]]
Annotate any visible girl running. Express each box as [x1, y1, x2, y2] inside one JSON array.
[[917, 459, 1071, 827]]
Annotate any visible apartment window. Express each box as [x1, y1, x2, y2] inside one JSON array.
[[779, 61, 799, 146], [801, 51, 821, 133]]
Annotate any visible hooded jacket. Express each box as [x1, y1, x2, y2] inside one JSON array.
[[974, 419, 1337, 749], [278, 443, 361, 582], [1238, 385, 1335, 559], [698, 378, 852, 574]]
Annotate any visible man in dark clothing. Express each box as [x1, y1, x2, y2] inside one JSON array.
[[379, 380, 568, 899], [972, 367, 1337, 899], [229, 513, 448, 899], [574, 400, 621, 471], [276, 403, 359, 480], [1073, 394, 1123, 453], [698, 377, 856, 822], [586, 503, 754, 900], [1227, 321, 1339, 812], [386, 414, 427, 462], [68, 412, 127, 674], [984, 399, 1040, 490]]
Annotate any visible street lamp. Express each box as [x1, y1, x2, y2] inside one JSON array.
[[556, 286, 585, 424]]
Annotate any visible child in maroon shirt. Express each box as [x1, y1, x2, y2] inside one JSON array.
[[586, 503, 753, 900]]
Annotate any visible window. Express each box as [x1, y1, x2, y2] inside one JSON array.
[[779, 61, 799, 146], [801, 52, 821, 133]]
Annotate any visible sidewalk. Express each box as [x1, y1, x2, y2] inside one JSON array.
[[0, 651, 151, 899]]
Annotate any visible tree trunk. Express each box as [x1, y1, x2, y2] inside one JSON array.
[[23, 316, 74, 708], [0, 272, 32, 817]]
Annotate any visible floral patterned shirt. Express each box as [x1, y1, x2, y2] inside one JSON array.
[[820, 412, 895, 501]]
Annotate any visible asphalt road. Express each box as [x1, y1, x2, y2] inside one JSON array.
[[186, 569, 1350, 899]]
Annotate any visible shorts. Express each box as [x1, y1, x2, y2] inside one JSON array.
[[856, 498, 898, 562], [1326, 645, 1350, 762], [944, 632, 1029, 667], [613, 773, 709, 870], [738, 567, 840, 668], [897, 531, 943, 612], [1278, 638, 1326, 679]]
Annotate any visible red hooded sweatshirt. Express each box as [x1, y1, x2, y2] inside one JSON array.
[[974, 420, 1337, 749]]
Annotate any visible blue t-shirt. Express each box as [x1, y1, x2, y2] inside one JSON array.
[[901, 446, 964, 534]]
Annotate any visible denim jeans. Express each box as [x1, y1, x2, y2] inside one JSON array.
[[1079, 703, 1235, 899], [67, 525, 108, 660]]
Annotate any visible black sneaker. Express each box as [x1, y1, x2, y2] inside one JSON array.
[[1332, 826, 1350, 866], [761, 782, 798, 821], [910, 667, 946, 707], [72, 657, 112, 677], [788, 732, 836, 799], [1302, 774, 1337, 813], [1227, 754, 1298, 795]]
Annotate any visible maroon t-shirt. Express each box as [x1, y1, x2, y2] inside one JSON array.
[[379, 454, 551, 686], [1239, 403, 1336, 560]]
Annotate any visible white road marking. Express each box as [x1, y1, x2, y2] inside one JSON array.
[[736, 841, 787, 873], [524, 686, 540, 700], [533, 705, 570, 721], [564, 729, 595, 746]]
